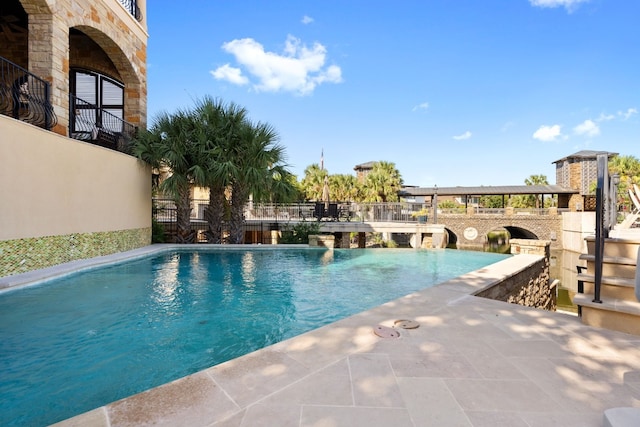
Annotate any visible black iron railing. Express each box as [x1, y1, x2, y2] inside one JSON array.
[[69, 94, 138, 153], [118, 0, 143, 22], [0, 56, 57, 130]]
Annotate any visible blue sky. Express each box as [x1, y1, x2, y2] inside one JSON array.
[[147, 0, 639, 187]]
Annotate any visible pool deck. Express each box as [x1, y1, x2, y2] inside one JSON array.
[[14, 247, 640, 427]]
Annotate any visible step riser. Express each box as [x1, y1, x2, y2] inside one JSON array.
[[581, 284, 637, 301], [581, 306, 640, 336], [587, 241, 640, 259], [584, 264, 638, 280]]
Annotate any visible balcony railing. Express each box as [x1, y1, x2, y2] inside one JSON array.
[[0, 56, 57, 130], [118, 0, 143, 22], [69, 94, 138, 153]]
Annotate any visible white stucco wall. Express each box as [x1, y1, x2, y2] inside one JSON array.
[[0, 116, 151, 241]]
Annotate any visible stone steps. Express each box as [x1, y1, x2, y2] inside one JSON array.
[[573, 234, 640, 336]]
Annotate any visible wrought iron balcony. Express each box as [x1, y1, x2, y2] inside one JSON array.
[[118, 0, 143, 22], [0, 56, 57, 130], [70, 94, 138, 153]]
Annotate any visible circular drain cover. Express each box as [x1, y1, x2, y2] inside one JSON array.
[[394, 319, 420, 329], [373, 325, 400, 338]]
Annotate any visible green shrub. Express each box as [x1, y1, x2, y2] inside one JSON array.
[[279, 221, 321, 244]]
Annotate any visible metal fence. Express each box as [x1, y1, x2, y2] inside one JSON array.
[[0, 56, 57, 130], [118, 0, 143, 21], [152, 198, 568, 243], [69, 94, 138, 153], [153, 199, 433, 223]]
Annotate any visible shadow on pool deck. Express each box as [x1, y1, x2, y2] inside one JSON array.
[[48, 250, 640, 427]]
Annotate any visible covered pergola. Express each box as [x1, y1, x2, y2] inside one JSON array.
[[399, 185, 579, 209]]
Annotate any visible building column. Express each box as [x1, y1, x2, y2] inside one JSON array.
[[358, 232, 366, 248], [29, 13, 69, 136]]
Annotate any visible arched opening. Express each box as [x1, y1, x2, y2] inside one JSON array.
[[445, 228, 458, 249], [0, 1, 28, 67], [68, 27, 139, 149], [504, 226, 538, 240], [484, 227, 511, 254], [71, 25, 142, 126]]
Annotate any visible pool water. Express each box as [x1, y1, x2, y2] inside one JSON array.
[[0, 248, 508, 426]]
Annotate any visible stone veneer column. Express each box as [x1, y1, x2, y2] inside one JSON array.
[[28, 12, 69, 136]]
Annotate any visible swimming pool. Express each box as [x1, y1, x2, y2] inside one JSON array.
[[0, 247, 508, 426]]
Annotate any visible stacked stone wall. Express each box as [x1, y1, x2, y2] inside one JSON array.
[[70, 32, 121, 79], [475, 240, 556, 311]]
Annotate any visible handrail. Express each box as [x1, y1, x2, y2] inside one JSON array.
[[0, 56, 57, 130], [69, 94, 138, 153], [118, 0, 143, 22], [151, 199, 572, 223]]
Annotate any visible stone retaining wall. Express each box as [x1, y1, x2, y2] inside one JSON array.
[[475, 239, 556, 310]]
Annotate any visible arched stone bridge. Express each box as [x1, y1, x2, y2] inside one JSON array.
[[436, 212, 563, 250], [309, 210, 564, 250]]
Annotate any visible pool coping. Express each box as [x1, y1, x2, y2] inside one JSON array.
[[37, 248, 561, 426], [0, 244, 322, 292], [17, 245, 629, 427]]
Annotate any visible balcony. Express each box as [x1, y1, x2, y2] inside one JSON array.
[[70, 94, 138, 153], [118, 0, 143, 22], [0, 56, 57, 131]]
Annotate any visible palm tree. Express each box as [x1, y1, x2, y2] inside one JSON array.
[[131, 109, 207, 243], [191, 96, 248, 243], [608, 155, 640, 210], [227, 119, 294, 244], [330, 174, 359, 202], [524, 174, 548, 209], [300, 164, 328, 201], [362, 161, 403, 202]]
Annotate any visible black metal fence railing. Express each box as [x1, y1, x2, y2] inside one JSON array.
[[69, 94, 138, 153], [118, 0, 143, 21], [152, 198, 438, 243], [0, 56, 57, 130]]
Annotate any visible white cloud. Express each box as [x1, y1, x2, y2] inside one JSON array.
[[574, 119, 600, 137], [596, 112, 616, 122], [211, 35, 343, 96], [412, 102, 429, 112], [302, 15, 314, 24], [533, 124, 563, 142], [619, 107, 638, 120], [453, 131, 472, 140], [210, 64, 249, 86], [529, 0, 589, 12]]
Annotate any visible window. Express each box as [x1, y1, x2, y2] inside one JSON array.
[[71, 69, 124, 137]]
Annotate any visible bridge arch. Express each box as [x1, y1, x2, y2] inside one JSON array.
[[444, 228, 458, 248], [437, 213, 562, 251], [503, 226, 538, 240]]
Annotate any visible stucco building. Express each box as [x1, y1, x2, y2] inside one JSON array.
[[0, 0, 151, 278]]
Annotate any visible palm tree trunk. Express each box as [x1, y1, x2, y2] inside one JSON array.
[[175, 184, 194, 243], [206, 184, 226, 243], [229, 184, 249, 244]]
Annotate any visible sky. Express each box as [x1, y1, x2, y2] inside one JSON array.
[[146, 0, 639, 188]]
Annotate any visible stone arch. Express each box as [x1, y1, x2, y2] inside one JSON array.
[[70, 24, 143, 126], [444, 227, 458, 248], [18, 0, 52, 15], [503, 226, 538, 240], [484, 226, 511, 253]]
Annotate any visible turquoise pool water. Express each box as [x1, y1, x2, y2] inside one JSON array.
[[0, 248, 508, 426]]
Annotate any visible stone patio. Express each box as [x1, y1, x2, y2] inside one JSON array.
[[49, 252, 640, 427]]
